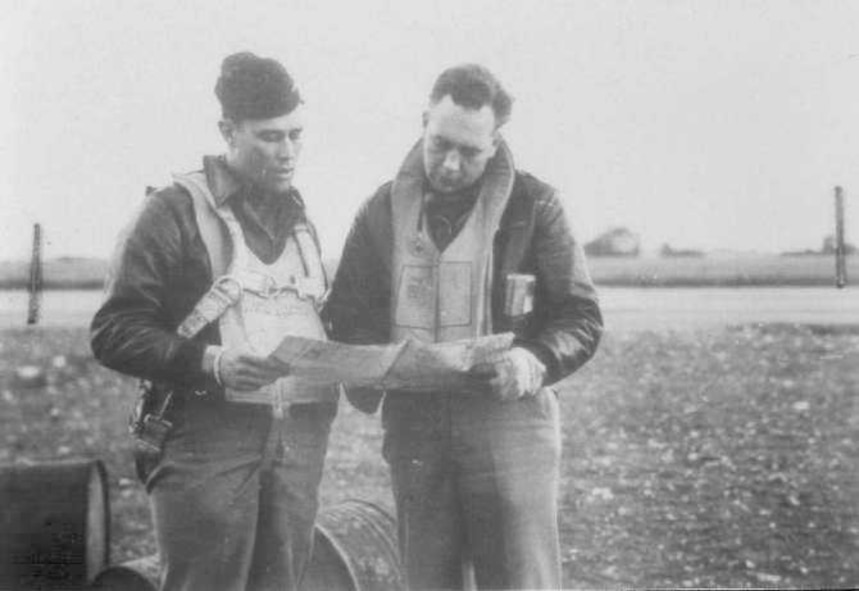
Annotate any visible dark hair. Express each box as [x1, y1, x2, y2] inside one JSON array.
[[429, 64, 513, 127], [215, 52, 302, 122]]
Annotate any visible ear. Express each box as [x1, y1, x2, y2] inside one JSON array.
[[218, 119, 237, 147], [486, 130, 501, 157]]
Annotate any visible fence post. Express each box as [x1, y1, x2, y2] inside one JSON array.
[[27, 223, 43, 325], [834, 187, 848, 289]]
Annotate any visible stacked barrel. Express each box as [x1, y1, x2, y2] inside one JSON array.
[[0, 460, 108, 590], [0, 460, 403, 591]]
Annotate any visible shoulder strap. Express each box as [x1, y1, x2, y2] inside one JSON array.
[[176, 276, 243, 338], [170, 172, 243, 338], [172, 172, 232, 277]]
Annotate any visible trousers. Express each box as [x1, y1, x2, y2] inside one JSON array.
[[144, 399, 335, 591], [382, 387, 562, 590]]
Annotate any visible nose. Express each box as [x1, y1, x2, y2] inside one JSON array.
[[442, 149, 461, 172], [278, 138, 296, 161]]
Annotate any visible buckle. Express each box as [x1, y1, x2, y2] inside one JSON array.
[[238, 271, 279, 299], [263, 276, 280, 299], [212, 276, 243, 304], [285, 275, 307, 300], [234, 270, 323, 303]]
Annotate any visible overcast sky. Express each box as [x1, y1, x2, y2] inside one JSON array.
[[2, 0, 859, 261]]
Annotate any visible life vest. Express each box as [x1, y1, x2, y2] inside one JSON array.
[[173, 171, 337, 411], [390, 140, 515, 344]]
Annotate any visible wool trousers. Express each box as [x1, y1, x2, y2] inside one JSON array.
[[382, 387, 562, 590], [145, 400, 334, 591]]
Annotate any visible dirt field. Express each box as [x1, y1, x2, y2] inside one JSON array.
[[2, 323, 858, 588]]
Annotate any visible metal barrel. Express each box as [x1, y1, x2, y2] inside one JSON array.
[[88, 554, 159, 591], [305, 499, 404, 591], [89, 500, 403, 591], [0, 459, 109, 590]]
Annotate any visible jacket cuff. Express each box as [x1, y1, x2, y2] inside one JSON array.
[[171, 338, 213, 390]]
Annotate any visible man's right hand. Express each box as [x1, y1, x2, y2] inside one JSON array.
[[207, 346, 289, 391], [469, 347, 546, 402]]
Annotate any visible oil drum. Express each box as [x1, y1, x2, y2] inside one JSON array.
[[89, 499, 403, 591], [0, 459, 109, 590]]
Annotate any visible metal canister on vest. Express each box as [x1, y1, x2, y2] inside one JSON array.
[[504, 273, 535, 317]]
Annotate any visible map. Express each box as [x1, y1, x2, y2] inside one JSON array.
[[269, 333, 514, 392]]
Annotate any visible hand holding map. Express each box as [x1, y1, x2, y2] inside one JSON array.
[[268, 333, 514, 392]]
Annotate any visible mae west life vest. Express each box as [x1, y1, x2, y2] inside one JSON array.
[[389, 140, 515, 345], [173, 171, 337, 410]]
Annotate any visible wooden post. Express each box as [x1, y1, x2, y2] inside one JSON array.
[[27, 223, 43, 325], [835, 187, 847, 289]]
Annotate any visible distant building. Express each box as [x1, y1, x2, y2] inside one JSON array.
[[780, 235, 856, 256], [659, 243, 705, 258], [584, 227, 641, 257], [821, 234, 856, 255]]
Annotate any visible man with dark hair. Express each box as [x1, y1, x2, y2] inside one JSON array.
[[326, 63, 603, 589], [91, 52, 336, 590], [429, 63, 513, 126]]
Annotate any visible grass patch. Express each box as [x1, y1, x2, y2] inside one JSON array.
[[1, 325, 858, 587]]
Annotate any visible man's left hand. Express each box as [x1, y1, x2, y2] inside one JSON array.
[[471, 347, 547, 402]]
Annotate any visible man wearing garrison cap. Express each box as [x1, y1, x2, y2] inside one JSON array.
[[92, 53, 336, 590], [327, 64, 603, 589]]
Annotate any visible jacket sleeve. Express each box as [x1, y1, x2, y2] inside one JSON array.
[[324, 187, 392, 346], [515, 189, 603, 385], [90, 192, 213, 389], [322, 188, 393, 414]]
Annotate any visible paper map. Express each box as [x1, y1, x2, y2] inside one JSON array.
[[269, 333, 514, 392]]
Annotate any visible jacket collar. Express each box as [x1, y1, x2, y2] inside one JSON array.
[[393, 137, 515, 209], [202, 156, 242, 207]]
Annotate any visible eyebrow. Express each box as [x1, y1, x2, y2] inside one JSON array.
[[432, 134, 487, 151], [255, 126, 303, 136]]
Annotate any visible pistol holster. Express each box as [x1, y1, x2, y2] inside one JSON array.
[[129, 380, 174, 483]]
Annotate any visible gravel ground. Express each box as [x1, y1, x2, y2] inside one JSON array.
[[2, 323, 857, 588]]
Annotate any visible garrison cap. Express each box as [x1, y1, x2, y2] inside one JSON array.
[[215, 52, 301, 121]]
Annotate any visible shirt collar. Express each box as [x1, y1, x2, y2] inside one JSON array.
[[425, 180, 480, 206]]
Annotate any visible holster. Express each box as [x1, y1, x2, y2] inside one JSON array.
[[129, 380, 174, 483]]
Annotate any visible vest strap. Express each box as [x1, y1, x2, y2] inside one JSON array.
[[174, 172, 232, 277], [172, 170, 327, 338], [177, 276, 243, 339]]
